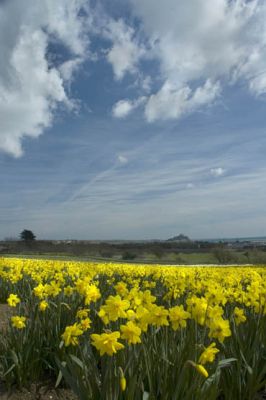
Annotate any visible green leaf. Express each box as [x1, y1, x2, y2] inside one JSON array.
[[218, 358, 237, 368], [11, 350, 19, 366], [240, 349, 253, 375], [61, 302, 71, 310], [55, 357, 80, 395], [201, 367, 221, 395], [69, 354, 85, 369], [55, 370, 63, 388], [3, 363, 16, 377]]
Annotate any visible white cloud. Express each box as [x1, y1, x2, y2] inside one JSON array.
[[145, 82, 191, 122], [59, 58, 83, 82], [105, 19, 145, 80], [190, 80, 221, 109], [145, 79, 220, 122], [117, 155, 128, 164], [3, 0, 266, 156], [210, 167, 226, 177], [0, 0, 89, 157], [110, 0, 266, 121], [112, 100, 135, 118], [130, 0, 262, 80], [112, 96, 146, 118], [142, 76, 152, 92]]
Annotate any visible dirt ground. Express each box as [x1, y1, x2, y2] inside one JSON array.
[[0, 385, 77, 400]]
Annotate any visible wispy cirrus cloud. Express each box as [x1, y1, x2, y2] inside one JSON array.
[[1, 107, 266, 240]]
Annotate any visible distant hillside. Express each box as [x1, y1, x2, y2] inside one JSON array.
[[167, 234, 191, 242]]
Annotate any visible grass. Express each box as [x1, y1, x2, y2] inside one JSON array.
[[0, 251, 255, 265]]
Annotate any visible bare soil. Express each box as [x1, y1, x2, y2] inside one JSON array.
[[0, 384, 77, 400]]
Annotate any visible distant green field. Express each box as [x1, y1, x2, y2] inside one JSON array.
[[1, 250, 263, 265]]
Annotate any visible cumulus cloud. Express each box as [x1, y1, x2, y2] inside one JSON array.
[[112, 100, 134, 118], [145, 79, 220, 122], [59, 58, 84, 82], [0, 0, 89, 157], [110, 0, 266, 121], [3, 0, 266, 156], [210, 167, 226, 177], [105, 19, 145, 80], [141, 76, 152, 93], [112, 96, 146, 118]]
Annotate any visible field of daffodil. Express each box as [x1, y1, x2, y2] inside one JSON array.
[[0, 258, 265, 400]]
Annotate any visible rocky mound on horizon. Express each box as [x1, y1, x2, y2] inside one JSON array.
[[166, 234, 191, 242]]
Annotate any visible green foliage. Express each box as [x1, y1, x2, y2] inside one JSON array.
[[0, 263, 265, 399], [20, 230, 36, 242]]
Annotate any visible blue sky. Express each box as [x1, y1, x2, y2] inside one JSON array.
[[1, 0, 266, 240]]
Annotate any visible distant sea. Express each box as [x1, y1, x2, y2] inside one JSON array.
[[203, 236, 266, 243]]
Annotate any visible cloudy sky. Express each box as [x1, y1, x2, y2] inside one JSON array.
[[1, 0, 266, 240]]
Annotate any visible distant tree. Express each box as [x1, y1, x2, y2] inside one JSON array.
[[20, 229, 36, 242]]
